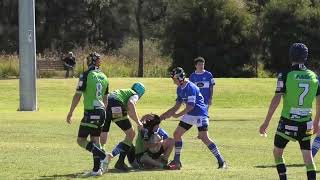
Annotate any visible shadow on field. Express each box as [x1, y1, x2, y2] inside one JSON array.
[[255, 164, 305, 168], [107, 168, 167, 173], [38, 168, 168, 179], [38, 172, 84, 179], [214, 119, 256, 122]]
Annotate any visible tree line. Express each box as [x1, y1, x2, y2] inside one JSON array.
[[1, 0, 320, 77]]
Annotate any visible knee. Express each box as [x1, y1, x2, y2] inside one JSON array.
[[173, 130, 183, 140], [126, 129, 136, 139], [198, 133, 210, 143], [164, 138, 175, 147], [273, 147, 283, 157], [77, 138, 85, 147]]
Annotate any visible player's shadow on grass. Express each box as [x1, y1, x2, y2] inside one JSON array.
[[214, 119, 256, 122], [38, 172, 84, 179], [255, 164, 305, 168], [255, 164, 320, 173], [107, 167, 167, 173]]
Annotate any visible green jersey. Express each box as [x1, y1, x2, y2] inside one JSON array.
[[276, 64, 320, 122], [109, 89, 138, 108], [77, 67, 109, 110]]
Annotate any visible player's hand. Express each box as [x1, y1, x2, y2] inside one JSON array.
[[66, 112, 73, 124], [172, 113, 180, 118], [259, 121, 269, 136]]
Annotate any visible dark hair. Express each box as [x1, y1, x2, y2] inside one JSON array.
[[289, 43, 308, 63], [194, 57, 205, 64]]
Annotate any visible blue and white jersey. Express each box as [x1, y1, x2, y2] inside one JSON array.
[[176, 81, 208, 116], [155, 128, 169, 140], [189, 70, 215, 105]]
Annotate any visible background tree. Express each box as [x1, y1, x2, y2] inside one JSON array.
[[261, 0, 320, 73], [162, 0, 256, 77]]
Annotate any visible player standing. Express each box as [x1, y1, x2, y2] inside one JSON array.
[[159, 67, 226, 170], [66, 52, 109, 176], [189, 57, 215, 109], [259, 43, 320, 180]]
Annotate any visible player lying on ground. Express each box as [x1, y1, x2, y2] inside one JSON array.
[[127, 114, 175, 169]]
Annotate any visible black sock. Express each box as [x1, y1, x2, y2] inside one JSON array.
[[276, 164, 287, 180], [116, 143, 131, 164], [86, 141, 106, 159], [307, 171, 316, 180], [127, 145, 136, 164], [93, 154, 101, 172]]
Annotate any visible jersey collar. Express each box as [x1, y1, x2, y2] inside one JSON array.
[[180, 81, 189, 89], [291, 64, 307, 71], [88, 65, 100, 71], [195, 70, 206, 75]]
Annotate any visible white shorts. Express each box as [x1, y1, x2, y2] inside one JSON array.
[[181, 114, 209, 128]]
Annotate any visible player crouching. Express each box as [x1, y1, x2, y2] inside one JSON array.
[[129, 114, 174, 169]]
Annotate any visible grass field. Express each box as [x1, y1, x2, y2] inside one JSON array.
[[0, 78, 318, 180]]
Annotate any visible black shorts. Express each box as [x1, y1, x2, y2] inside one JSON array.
[[274, 117, 312, 150], [78, 109, 106, 138], [178, 121, 208, 131], [147, 146, 165, 159], [102, 97, 132, 132]]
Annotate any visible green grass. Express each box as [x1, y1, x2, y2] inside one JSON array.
[[0, 78, 317, 179]]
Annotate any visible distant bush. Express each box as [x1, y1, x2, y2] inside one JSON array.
[[0, 39, 171, 78], [0, 54, 19, 78]]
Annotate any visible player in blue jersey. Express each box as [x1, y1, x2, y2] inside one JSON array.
[[159, 67, 226, 170], [189, 57, 215, 108], [311, 76, 320, 157]]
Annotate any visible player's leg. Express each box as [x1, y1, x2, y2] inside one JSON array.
[[66, 68, 70, 78], [195, 116, 226, 168], [273, 134, 289, 180], [100, 114, 112, 151], [111, 119, 135, 171], [71, 67, 75, 77], [77, 125, 106, 175], [311, 134, 320, 157], [197, 129, 226, 168], [140, 153, 166, 169], [161, 138, 175, 163], [168, 121, 190, 169], [300, 139, 316, 180]]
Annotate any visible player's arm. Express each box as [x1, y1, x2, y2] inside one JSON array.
[[66, 92, 82, 124], [313, 96, 320, 134], [208, 76, 215, 106], [159, 101, 182, 120], [259, 93, 282, 133], [103, 85, 109, 110], [313, 81, 320, 134], [173, 104, 194, 118], [67, 73, 87, 124], [127, 97, 143, 130], [259, 73, 285, 135]]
